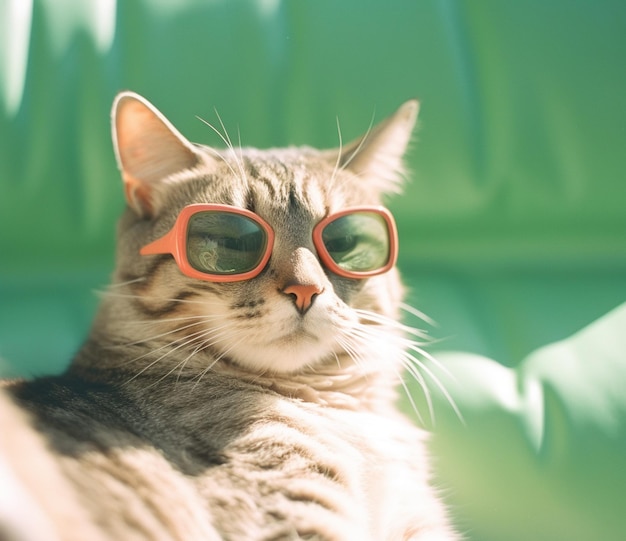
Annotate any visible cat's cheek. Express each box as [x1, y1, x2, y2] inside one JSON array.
[[325, 275, 367, 307]]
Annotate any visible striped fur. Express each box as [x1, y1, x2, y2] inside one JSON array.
[[0, 92, 458, 540]]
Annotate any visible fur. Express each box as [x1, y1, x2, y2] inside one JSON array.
[[0, 92, 458, 540]]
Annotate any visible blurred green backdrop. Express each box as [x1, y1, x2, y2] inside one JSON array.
[[1, 1, 625, 540]]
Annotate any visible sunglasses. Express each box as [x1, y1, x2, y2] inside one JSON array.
[[140, 204, 398, 282]]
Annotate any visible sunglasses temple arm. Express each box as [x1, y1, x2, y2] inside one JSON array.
[[139, 227, 178, 257]]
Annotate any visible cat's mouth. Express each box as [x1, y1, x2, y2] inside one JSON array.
[[222, 322, 330, 374]]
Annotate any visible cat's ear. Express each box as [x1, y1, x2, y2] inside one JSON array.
[[328, 100, 419, 194], [111, 91, 202, 218]]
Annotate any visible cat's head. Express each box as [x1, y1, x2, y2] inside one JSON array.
[[107, 92, 418, 376]]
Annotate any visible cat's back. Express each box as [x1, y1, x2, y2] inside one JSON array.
[[0, 375, 227, 540], [1, 374, 284, 540]]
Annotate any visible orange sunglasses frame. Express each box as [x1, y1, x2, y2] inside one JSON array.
[[140, 204, 398, 282], [312, 206, 398, 279]]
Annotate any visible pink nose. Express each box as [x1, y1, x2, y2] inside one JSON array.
[[282, 283, 323, 314]]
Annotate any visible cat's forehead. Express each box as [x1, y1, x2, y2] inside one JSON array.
[[243, 149, 330, 216], [182, 145, 373, 222]]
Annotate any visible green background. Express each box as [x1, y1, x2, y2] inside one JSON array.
[[1, 1, 625, 539]]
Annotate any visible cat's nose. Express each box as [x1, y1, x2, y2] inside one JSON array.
[[282, 282, 323, 314]]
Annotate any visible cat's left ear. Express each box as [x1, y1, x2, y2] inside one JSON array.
[[112, 91, 203, 218], [326, 100, 419, 194]]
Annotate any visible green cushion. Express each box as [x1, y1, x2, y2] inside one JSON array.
[[404, 303, 626, 540], [1, 1, 625, 539]]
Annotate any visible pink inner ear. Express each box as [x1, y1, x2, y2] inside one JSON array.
[[113, 93, 202, 218], [123, 172, 154, 218]]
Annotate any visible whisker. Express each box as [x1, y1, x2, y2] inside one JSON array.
[[347, 306, 463, 425], [334, 333, 368, 374], [123, 326, 228, 385], [338, 110, 375, 173], [327, 116, 344, 192], [195, 116, 245, 182], [399, 302, 438, 328], [397, 374, 427, 426], [213, 108, 248, 185], [191, 336, 238, 389], [116, 322, 232, 371], [403, 341, 456, 381], [110, 319, 211, 348], [397, 351, 434, 426], [331, 350, 342, 369], [146, 357, 190, 389], [346, 324, 433, 424], [105, 277, 147, 289], [403, 351, 465, 426], [353, 309, 430, 341], [117, 327, 214, 368], [236, 125, 246, 185], [125, 314, 224, 327], [196, 112, 247, 186], [355, 329, 464, 424], [148, 339, 210, 389]]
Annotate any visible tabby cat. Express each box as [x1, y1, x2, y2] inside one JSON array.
[[0, 92, 458, 540]]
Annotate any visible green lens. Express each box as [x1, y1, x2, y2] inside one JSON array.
[[186, 212, 267, 275], [321, 212, 390, 273]]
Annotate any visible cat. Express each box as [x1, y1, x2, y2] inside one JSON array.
[[0, 92, 458, 541]]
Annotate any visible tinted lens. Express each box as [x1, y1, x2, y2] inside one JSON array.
[[186, 212, 267, 275], [321, 212, 390, 273]]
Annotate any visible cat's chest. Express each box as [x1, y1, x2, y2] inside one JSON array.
[[137, 387, 424, 540], [138, 381, 422, 487], [143, 386, 368, 462], [21, 375, 431, 540]]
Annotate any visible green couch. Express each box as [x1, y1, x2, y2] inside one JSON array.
[[1, 1, 625, 539]]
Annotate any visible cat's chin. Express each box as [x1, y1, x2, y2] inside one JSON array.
[[226, 345, 326, 375], [223, 329, 334, 375]]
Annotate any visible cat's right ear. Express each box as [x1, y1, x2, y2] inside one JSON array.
[[323, 100, 419, 195], [111, 92, 201, 218]]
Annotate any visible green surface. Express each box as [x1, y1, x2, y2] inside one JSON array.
[[1, 1, 625, 539], [404, 303, 626, 541]]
